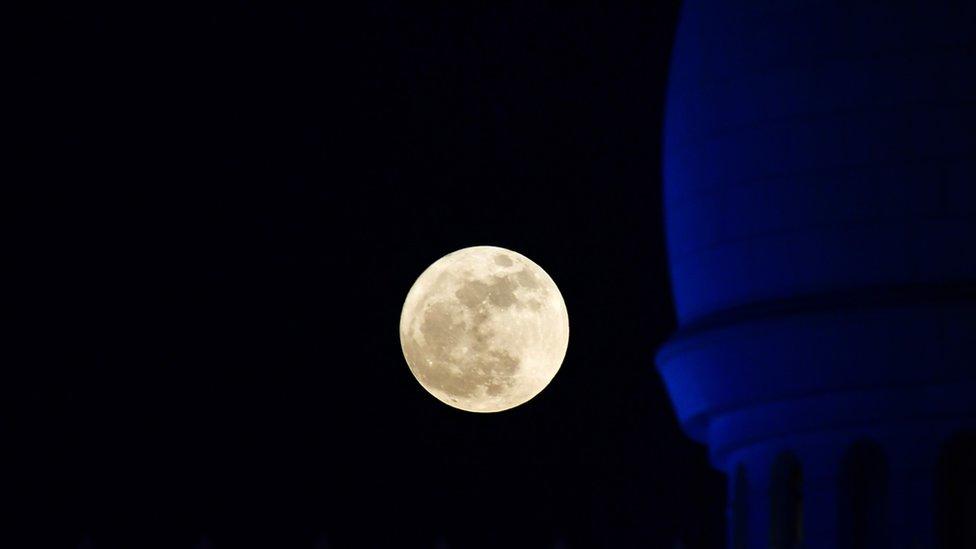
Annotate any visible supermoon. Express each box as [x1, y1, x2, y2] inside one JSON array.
[[400, 246, 569, 412]]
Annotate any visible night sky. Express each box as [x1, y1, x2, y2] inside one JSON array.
[[19, 2, 726, 547]]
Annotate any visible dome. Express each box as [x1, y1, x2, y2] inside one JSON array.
[[655, 4, 976, 544], [662, 2, 976, 325]]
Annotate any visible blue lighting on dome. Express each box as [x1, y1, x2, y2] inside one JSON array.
[[656, 2, 976, 546]]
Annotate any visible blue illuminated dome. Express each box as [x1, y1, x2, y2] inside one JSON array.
[[656, 2, 976, 547]]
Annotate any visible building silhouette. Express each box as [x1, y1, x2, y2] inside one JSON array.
[[193, 536, 215, 549], [656, 2, 976, 548]]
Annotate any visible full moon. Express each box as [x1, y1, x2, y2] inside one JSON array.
[[400, 246, 569, 412]]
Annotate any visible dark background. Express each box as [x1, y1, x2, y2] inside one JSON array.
[[17, 2, 725, 547]]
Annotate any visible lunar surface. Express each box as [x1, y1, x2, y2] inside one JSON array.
[[400, 246, 569, 412]]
